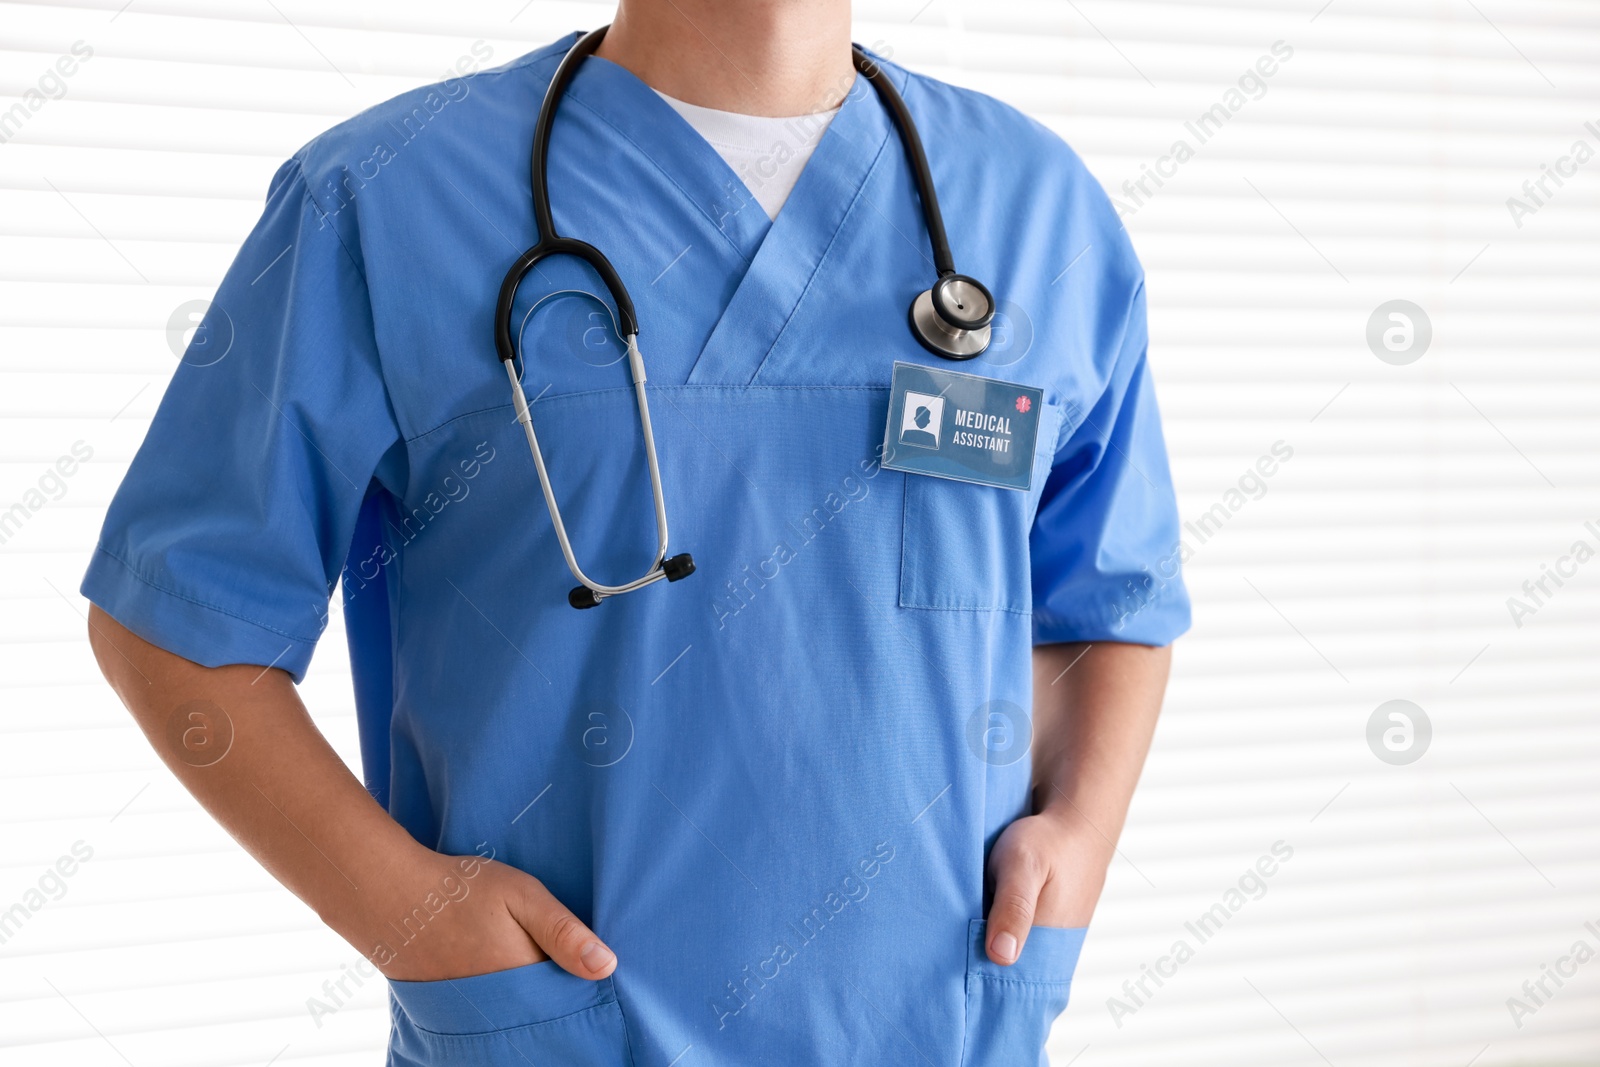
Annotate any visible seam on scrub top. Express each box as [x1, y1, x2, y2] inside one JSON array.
[[403, 386, 894, 444], [1031, 589, 1184, 642], [957, 979, 974, 1067], [560, 93, 755, 266], [745, 97, 896, 386], [908, 604, 1030, 620], [464, 49, 564, 81], [90, 544, 324, 645], [970, 974, 1075, 988], [285, 158, 415, 467], [286, 156, 368, 284], [1058, 278, 1146, 458], [403, 1000, 620, 1040], [612, 984, 641, 1067], [1112, 278, 1146, 370]]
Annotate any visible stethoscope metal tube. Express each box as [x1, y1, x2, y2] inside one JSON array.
[[503, 339, 688, 608]]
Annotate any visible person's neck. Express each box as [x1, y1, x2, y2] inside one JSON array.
[[594, 0, 855, 117]]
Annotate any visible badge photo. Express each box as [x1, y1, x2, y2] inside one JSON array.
[[899, 392, 946, 449]]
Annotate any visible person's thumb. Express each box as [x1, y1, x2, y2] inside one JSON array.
[[504, 875, 617, 980], [986, 846, 1046, 966]]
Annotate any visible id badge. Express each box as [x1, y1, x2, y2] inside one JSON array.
[[882, 362, 1045, 491]]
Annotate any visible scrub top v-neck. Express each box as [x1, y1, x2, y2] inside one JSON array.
[[83, 32, 1191, 1067], [653, 89, 840, 220]]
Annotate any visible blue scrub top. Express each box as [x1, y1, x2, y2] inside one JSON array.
[[85, 34, 1189, 1067]]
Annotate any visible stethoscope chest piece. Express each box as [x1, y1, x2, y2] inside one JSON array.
[[909, 273, 995, 360]]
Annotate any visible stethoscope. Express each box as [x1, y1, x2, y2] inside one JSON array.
[[496, 26, 996, 609]]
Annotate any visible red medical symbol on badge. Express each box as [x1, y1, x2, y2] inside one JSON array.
[[1015, 395, 1032, 414]]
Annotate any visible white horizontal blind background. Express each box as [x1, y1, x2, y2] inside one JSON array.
[[1, 1, 1597, 1065]]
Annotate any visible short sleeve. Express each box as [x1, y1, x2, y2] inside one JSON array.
[[81, 157, 404, 682], [1030, 282, 1190, 646]]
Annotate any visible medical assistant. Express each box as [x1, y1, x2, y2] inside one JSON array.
[[83, 34, 1190, 1067]]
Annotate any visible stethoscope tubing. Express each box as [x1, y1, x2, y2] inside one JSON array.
[[500, 24, 674, 604], [850, 45, 955, 279], [498, 24, 992, 604]]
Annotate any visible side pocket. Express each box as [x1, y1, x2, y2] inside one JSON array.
[[899, 404, 1063, 612], [960, 919, 1087, 1067], [388, 961, 635, 1067]]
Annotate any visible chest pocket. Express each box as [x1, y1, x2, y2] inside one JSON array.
[[899, 403, 1064, 612]]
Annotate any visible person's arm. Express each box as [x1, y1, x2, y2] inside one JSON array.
[[983, 640, 1172, 965], [87, 604, 618, 982]]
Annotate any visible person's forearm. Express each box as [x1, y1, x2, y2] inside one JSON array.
[[1031, 641, 1171, 849], [982, 641, 1171, 961], [89, 605, 619, 982], [87, 605, 432, 953]]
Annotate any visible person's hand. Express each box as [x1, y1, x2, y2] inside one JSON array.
[[983, 810, 1112, 966], [353, 851, 618, 983]]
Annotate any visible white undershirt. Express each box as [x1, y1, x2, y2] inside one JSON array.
[[655, 90, 841, 221]]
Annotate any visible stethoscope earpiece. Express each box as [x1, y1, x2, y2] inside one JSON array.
[[568, 552, 695, 610], [909, 273, 994, 360]]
